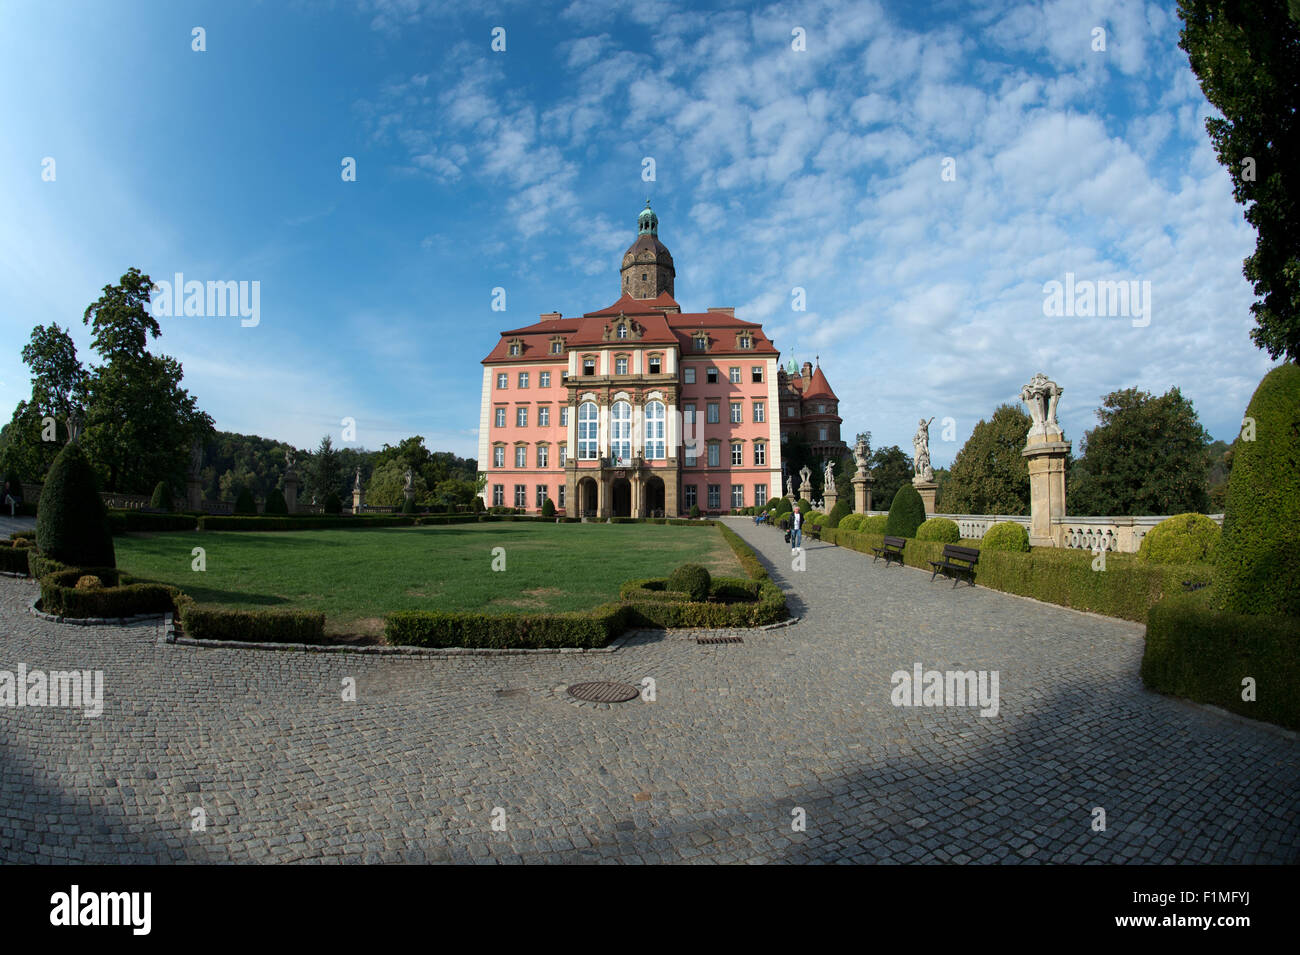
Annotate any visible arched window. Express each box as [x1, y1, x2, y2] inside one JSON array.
[[645, 401, 665, 459], [611, 401, 632, 463], [578, 402, 599, 460]]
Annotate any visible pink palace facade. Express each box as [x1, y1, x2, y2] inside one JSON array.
[[477, 202, 785, 518]]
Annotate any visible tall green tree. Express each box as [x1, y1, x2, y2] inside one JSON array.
[[1179, 0, 1300, 361], [940, 404, 1032, 515], [0, 324, 87, 483], [307, 435, 343, 504], [1069, 387, 1212, 516], [867, 445, 913, 512]]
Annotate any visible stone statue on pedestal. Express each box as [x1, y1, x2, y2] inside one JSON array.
[[404, 467, 414, 491], [853, 435, 869, 476], [353, 467, 362, 491], [1020, 373, 1064, 438], [823, 459, 835, 489], [912, 417, 935, 484]]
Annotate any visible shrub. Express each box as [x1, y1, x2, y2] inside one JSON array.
[[75, 574, 104, 590], [798, 498, 814, 513], [1214, 362, 1300, 617], [323, 492, 342, 515], [541, 497, 555, 517], [716, 523, 769, 580], [1138, 513, 1220, 564], [175, 596, 326, 643], [0, 541, 34, 574], [36, 442, 115, 569], [107, 510, 199, 534], [385, 604, 626, 650], [149, 481, 173, 511], [667, 562, 712, 602], [885, 484, 926, 538], [982, 521, 1030, 552], [917, 517, 961, 544], [402, 495, 416, 515], [233, 488, 257, 515], [39, 568, 177, 618], [623, 578, 786, 628], [689, 504, 700, 518], [28, 552, 67, 579], [263, 487, 289, 515], [836, 513, 864, 532], [861, 515, 888, 534], [1143, 593, 1299, 730], [825, 499, 851, 529], [771, 497, 792, 516]]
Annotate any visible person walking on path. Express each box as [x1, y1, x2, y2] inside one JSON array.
[[790, 503, 803, 550]]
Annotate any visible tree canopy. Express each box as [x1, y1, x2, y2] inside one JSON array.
[[940, 404, 1032, 515]]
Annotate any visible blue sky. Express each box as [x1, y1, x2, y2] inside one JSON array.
[[0, 0, 1275, 467]]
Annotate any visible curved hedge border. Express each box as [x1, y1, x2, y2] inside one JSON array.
[[1142, 593, 1299, 730], [820, 526, 1211, 622], [172, 594, 326, 643], [39, 567, 178, 619], [0, 539, 33, 574]]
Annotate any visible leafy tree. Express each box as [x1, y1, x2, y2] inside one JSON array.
[[1, 324, 87, 483], [308, 435, 343, 504], [1069, 388, 1212, 516], [1179, 1, 1300, 362], [941, 404, 1032, 515], [867, 445, 913, 511], [149, 481, 173, 511], [1206, 438, 1233, 510], [366, 459, 427, 507]]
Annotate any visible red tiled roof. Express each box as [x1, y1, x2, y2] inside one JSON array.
[[802, 364, 838, 400]]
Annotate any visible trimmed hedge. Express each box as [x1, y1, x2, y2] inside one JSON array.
[[982, 521, 1030, 552], [36, 442, 115, 568], [108, 510, 200, 534], [0, 539, 34, 574], [837, 513, 865, 532], [385, 603, 627, 649], [917, 517, 960, 543], [667, 563, 712, 602], [861, 515, 888, 534], [173, 594, 327, 643], [825, 499, 851, 529], [885, 484, 925, 538], [264, 488, 289, 515], [819, 527, 1212, 622], [198, 514, 418, 531], [39, 567, 178, 618], [1142, 593, 1299, 730], [28, 552, 67, 579], [622, 578, 786, 628], [717, 523, 769, 580], [1214, 362, 1300, 617], [149, 481, 173, 511], [233, 488, 257, 516], [1137, 513, 1220, 564]]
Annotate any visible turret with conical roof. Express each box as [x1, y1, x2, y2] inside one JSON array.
[[620, 199, 675, 299]]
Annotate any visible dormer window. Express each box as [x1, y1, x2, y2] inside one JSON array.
[[694, 333, 707, 352], [549, 337, 564, 355], [738, 332, 754, 350], [506, 337, 524, 357], [618, 325, 628, 339]]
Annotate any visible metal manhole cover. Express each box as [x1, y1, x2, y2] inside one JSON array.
[[566, 681, 640, 703], [696, 635, 743, 644]]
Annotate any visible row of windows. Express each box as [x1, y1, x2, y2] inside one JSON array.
[[683, 400, 765, 424], [506, 340, 566, 357], [784, 403, 835, 416], [496, 406, 568, 429], [492, 437, 769, 469], [492, 484, 568, 508], [683, 484, 768, 509], [495, 364, 768, 388], [493, 445, 569, 469], [489, 484, 769, 510], [684, 441, 767, 468]]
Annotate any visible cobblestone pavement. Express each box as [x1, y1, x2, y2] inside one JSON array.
[[1, 518, 1296, 863]]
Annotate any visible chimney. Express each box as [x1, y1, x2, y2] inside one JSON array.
[[540, 311, 562, 321], [801, 361, 812, 379]]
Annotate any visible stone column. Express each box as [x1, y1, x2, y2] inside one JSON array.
[[283, 471, 300, 514], [822, 487, 837, 513], [352, 487, 365, 513], [1019, 373, 1071, 547], [186, 477, 203, 512], [913, 480, 938, 516]]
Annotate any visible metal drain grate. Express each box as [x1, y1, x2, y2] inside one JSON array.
[[566, 681, 641, 703], [696, 635, 743, 644]]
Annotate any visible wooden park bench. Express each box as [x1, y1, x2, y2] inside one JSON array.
[[929, 544, 980, 587], [872, 535, 906, 566]]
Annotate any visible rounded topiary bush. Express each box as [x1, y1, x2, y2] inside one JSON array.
[[149, 481, 173, 511], [541, 497, 555, 517], [1214, 362, 1300, 616], [36, 442, 115, 570], [885, 484, 926, 538], [917, 517, 961, 544], [689, 503, 701, 519], [771, 497, 792, 516], [323, 492, 342, 516], [1138, 513, 1220, 564], [862, 515, 888, 534], [982, 521, 1030, 552], [667, 562, 712, 602], [264, 487, 288, 515], [797, 498, 814, 514], [75, 574, 104, 590], [233, 488, 257, 515], [825, 498, 851, 529], [836, 513, 863, 532]]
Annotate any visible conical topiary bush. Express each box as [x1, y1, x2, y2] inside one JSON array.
[[885, 482, 926, 538], [1214, 363, 1300, 617], [36, 442, 115, 569]]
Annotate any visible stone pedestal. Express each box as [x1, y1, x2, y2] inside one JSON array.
[[822, 489, 837, 513], [283, 472, 300, 514], [1022, 435, 1070, 547], [852, 475, 871, 513], [186, 478, 203, 512], [352, 488, 364, 513], [798, 479, 812, 502], [913, 480, 938, 516]]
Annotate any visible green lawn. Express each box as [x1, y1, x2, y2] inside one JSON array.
[[115, 522, 742, 635]]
